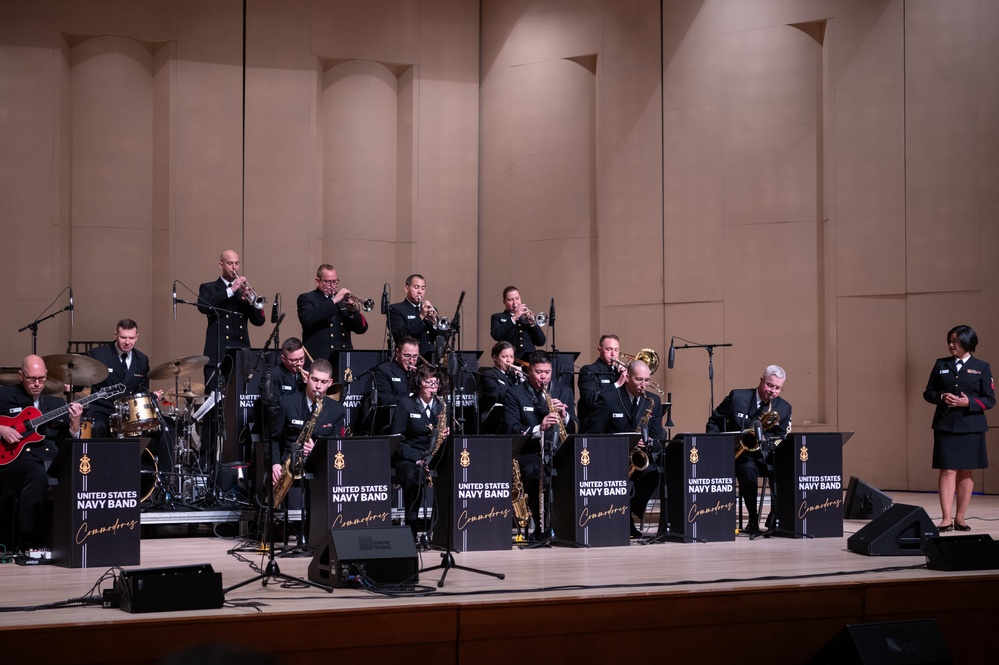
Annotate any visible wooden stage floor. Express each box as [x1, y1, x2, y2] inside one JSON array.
[[3, 491, 999, 664]]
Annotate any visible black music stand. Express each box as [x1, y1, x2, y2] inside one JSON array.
[[418, 292, 505, 587], [225, 315, 332, 594]]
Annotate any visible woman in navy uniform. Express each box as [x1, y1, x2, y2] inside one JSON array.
[[922, 324, 995, 532]]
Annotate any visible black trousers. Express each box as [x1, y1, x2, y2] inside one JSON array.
[[735, 452, 774, 524], [0, 447, 50, 548]]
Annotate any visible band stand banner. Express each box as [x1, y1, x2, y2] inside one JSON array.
[[334, 350, 388, 433], [664, 434, 737, 543], [52, 438, 142, 568], [223, 347, 279, 464], [306, 435, 394, 546], [431, 435, 513, 552], [552, 434, 629, 547], [773, 432, 851, 538]]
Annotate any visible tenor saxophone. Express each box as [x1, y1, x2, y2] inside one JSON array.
[[273, 398, 323, 508], [511, 458, 532, 541], [629, 397, 654, 478], [541, 384, 568, 445], [424, 399, 448, 487]]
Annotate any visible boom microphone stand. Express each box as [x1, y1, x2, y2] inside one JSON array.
[[670, 338, 732, 416], [226, 314, 332, 594], [418, 292, 505, 587]]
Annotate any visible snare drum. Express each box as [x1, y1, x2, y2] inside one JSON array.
[[116, 392, 161, 437]]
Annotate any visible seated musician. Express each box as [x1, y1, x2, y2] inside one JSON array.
[[577, 334, 627, 430], [489, 286, 546, 359], [272, 337, 308, 397], [361, 336, 420, 434], [268, 358, 345, 546], [502, 351, 577, 540], [0, 355, 82, 550], [477, 341, 525, 434], [389, 364, 448, 542], [583, 359, 665, 539], [706, 365, 792, 535]]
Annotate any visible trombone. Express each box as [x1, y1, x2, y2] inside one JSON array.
[[613, 348, 664, 395]]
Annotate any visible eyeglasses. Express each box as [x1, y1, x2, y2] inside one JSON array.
[[24, 376, 48, 384], [401, 353, 420, 360], [319, 279, 340, 286], [283, 355, 306, 364], [764, 380, 783, 392]]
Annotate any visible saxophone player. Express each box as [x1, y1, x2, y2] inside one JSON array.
[[706, 365, 792, 536], [583, 359, 666, 538], [502, 351, 577, 540], [389, 364, 449, 541], [268, 358, 345, 545]]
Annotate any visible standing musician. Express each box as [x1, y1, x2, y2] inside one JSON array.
[[387, 274, 442, 358], [503, 351, 577, 540], [577, 334, 627, 430], [389, 364, 449, 541], [490, 286, 547, 359], [198, 249, 266, 391], [0, 355, 83, 550], [297, 264, 369, 363], [584, 359, 666, 538], [706, 365, 792, 535], [478, 341, 524, 434]]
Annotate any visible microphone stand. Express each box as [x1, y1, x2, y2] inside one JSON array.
[[671, 339, 733, 416], [226, 315, 332, 595], [645, 393, 702, 544], [418, 295, 505, 587], [18, 288, 73, 355]]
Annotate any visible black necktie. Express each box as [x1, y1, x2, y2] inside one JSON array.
[[632, 396, 639, 418], [121, 353, 128, 371]]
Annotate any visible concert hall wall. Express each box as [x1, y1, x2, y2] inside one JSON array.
[[0, 0, 996, 494]]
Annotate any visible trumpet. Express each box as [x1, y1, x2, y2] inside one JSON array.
[[340, 291, 374, 313], [419, 296, 450, 331], [518, 305, 547, 327], [234, 271, 266, 308]]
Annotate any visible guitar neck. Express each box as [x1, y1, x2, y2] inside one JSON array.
[[28, 385, 124, 430]]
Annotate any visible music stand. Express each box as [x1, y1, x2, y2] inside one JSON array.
[[417, 292, 505, 587], [225, 314, 332, 594]]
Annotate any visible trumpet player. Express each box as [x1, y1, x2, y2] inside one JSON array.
[[387, 273, 442, 358], [503, 351, 577, 540], [490, 286, 547, 359], [577, 334, 628, 429], [478, 341, 523, 434], [583, 359, 666, 539], [198, 249, 266, 390], [298, 264, 370, 363], [706, 365, 792, 536]]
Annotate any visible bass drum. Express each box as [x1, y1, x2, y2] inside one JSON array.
[[140, 448, 159, 502]]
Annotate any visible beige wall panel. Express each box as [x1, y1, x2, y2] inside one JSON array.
[[481, 0, 602, 69], [663, 103, 725, 304], [834, 83, 905, 296], [511, 147, 594, 242], [662, 0, 725, 110], [54, 0, 176, 41], [311, 0, 420, 63], [174, 1, 243, 116], [722, 0, 834, 33], [905, 0, 979, 80], [831, 0, 901, 90], [608, 304, 665, 367], [722, 26, 821, 225], [662, 301, 725, 435], [837, 296, 907, 489], [245, 3, 313, 123], [723, 221, 821, 424], [906, 293, 982, 492], [982, 1, 999, 214], [601, 0, 660, 121], [979, 220, 999, 493]]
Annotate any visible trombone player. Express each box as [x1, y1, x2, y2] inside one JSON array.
[[583, 359, 666, 539], [298, 264, 370, 363], [490, 286, 547, 359], [706, 365, 792, 535]]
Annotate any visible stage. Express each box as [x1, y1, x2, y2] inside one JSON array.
[[3, 491, 999, 664]]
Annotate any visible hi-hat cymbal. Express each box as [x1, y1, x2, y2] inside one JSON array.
[[149, 355, 210, 380], [164, 382, 207, 401], [0, 372, 65, 395], [42, 353, 109, 387]]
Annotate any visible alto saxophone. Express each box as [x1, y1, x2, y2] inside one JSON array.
[[541, 384, 568, 445], [273, 398, 323, 508], [424, 399, 448, 487], [629, 397, 654, 478], [511, 458, 532, 541]]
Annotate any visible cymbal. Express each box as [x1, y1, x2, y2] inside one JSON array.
[[0, 372, 65, 395], [42, 353, 108, 387], [149, 355, 209, 380], [164, 382, 207, 401]]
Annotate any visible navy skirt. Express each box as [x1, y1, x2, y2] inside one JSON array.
[[932, 430, 988, 470]]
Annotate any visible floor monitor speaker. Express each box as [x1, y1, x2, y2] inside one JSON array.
[[116, 563, 224, 613], [806, 619, 952, 664], [923, 533, 999, 571], [309, 526, 418, 588], [843, 476, 893, 519], [846, 504, 937, 556]]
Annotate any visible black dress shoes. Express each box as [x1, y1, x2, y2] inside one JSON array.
[[955, 522, 971, 532], [743, 522, 762, 536], [630, 522, 643, 539], [937, 522, 954, 532]]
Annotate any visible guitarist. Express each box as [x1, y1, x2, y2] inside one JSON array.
[[0, 355, 82, 550]]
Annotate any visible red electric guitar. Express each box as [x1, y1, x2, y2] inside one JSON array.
[[0, 383, 126, 466]]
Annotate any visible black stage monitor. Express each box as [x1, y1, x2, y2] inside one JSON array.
[[843, 476, 893, 519]]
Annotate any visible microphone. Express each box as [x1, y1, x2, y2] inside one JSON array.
[[665, 392, 674, 428], [549, 298, 555, 324], [381, 283, 389, 315], [271, 293, 281, 323], [69, 287, 74, 327], [172, 281, 178, 321], [668, 337, 675, 369]]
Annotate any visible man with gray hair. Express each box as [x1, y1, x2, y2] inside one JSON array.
[[706, 365, 792, 535]]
